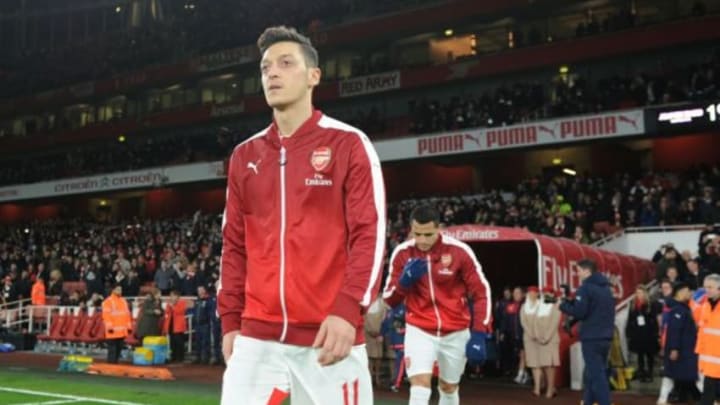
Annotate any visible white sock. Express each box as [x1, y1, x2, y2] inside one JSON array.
[[658, 377, 674, 403], [697, 373, 704, 393], [409, 386, 432, 405], [438, 387, 459, 405]]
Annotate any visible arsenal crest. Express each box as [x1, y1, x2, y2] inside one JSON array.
[[441, 254, 452, 267], [310, 147, 332, 172]]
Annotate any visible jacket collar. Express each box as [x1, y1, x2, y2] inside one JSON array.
[[268, 109, 323, 148]]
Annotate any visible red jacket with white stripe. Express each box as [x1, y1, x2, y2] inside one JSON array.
[[383, 234, 492, 335], [218, 110, 386, 346]]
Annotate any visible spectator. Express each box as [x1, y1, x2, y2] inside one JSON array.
[[136, 288, 163, 342], [559, 259, 615, 405], [364, 296, 387, 387], [164, 290, 188, 363], [499, 287, 526, 384], [194, 285, 215, 364], [625, 286, 661, 382], [686, 259, 708, 291], [657, 282, 700, 404], [1, 275, 17, 305], [154, 261, 174, 295], [31, 275, 46, 305], [520, 286, 561, 398], [47, 269, 64, 296]]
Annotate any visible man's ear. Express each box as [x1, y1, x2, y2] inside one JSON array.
[[308, 67, 321, 87]]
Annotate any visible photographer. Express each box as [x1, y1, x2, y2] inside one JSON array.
[[654, 243, 687, 282], [559, 259, 615, 405]]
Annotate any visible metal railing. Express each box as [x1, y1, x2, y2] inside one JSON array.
[[0, 298, 31, 330], [3, 295, 204, 355], [593, 223, 718, 248]]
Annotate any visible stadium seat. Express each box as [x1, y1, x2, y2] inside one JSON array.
[[62, 281, 87, 295], [65, 313, 90, 344], [82, 313, 106, 344], [36, 314, 66, 342], [62, 314, 87, 344]]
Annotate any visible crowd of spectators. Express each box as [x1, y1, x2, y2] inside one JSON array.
[[1, 213, 223, 308], [409, 49, 720, 133], [0, 125, 248, 187], [387, 166, 719, 250], [0, 0, 437, 100], [2, 48, 718, 187], [1, 0, 713, 100], [2, 165, 718, 308]]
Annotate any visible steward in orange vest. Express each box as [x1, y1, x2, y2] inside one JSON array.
[[695, 274, 720, 403], [31, 277, 46, 305], [102, 284, 131, 364]]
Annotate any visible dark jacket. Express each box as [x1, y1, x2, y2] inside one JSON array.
[[559, 272, 615, 341], [663, 298, 698, 381], [136, 296, 163, 340], [195, 296, 216, 326], [625, 299, 661, 354]]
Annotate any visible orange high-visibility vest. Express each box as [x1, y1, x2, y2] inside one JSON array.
[[102, 294, 131, 339], [163, 300, 187, 334], [696, 299, 720, 378], [31, 281, 46, 305]]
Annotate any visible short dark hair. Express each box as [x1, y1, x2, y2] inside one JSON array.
[[577, 259, 597, 273], [257, 26, 319, 68], [410, 205, 440, 226], [672, 281, 690, 297]]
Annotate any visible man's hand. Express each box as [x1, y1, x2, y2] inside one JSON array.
[[312, 315, 356, 366], [223, 330, 240, 364], [670, 350, 679, 361], [399, 258, 428, 288], [466, 331, 490, 364]]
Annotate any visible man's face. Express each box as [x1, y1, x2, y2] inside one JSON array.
[[675, 287, 691, 303], [410, 220, 439, 252], [578, 267, 591, 282], [512, 288, 524, 302], [667, 268, 678, 280], [661, 282, 673, 297], [260, 41, 320, 110], [688, 261, 699, 273], [112, 286, 122, 296], [706, 279, 720, 300]]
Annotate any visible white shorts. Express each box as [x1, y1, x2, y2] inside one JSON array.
[[404, 324, 470, 384], [221, 335, 372, 405]]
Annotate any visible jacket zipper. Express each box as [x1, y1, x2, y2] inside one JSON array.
[[426, 254, 442, 336], [279, 146, 289, 342]]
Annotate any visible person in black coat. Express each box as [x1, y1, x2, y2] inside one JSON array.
[[657, 282, 700, 405], [625, 286, 661, 382], [559, 259, 615, 405]]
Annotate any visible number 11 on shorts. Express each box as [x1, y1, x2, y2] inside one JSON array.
[[342, 379, 359, 405]]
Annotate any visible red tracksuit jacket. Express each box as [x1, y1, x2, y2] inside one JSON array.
[[383, 234, 492, 335], [218, 110, 386, 346]]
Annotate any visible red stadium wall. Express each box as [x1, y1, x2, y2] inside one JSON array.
[[144, 188, 225, 218], [383, 163, 476, 201], [652, 132, 720, 171], [0, 203, 61, 224]]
